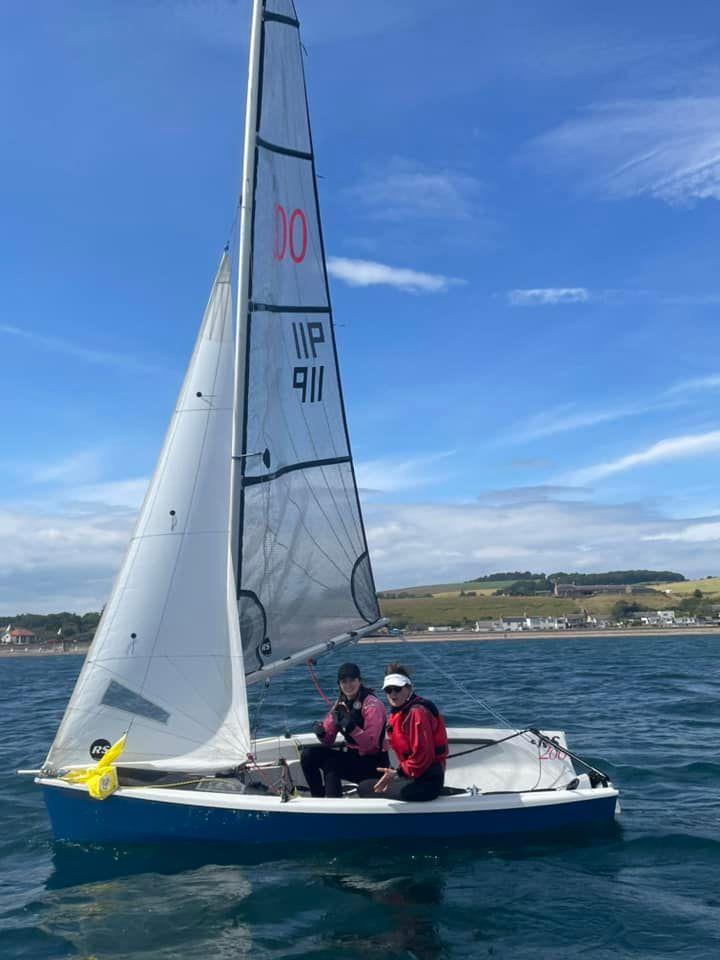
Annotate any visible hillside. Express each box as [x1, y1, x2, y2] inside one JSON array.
[[378, 573, 720, 629]]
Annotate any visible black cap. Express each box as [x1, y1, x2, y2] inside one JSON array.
[[337, 662, 361, 681]]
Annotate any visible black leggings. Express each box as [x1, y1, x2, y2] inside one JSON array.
[[301, 746, 389, 798], [357, 765, 444, 802]]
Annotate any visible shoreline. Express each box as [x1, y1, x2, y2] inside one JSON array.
[[361, 625, 720, 644], [2, 625, 717, 659], [0, 644, 89, 658]]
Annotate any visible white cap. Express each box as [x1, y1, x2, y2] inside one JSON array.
[[383, 673, 412, 690]]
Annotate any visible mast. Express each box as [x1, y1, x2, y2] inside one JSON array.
[[229, 0, 264, 586]]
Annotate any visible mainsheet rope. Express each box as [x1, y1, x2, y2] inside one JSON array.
[[397, 632, 524, 733]]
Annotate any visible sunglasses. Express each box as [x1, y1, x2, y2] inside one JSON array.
[[384, 686, 403, 695]]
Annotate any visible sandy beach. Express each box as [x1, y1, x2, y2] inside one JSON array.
[[1, 626, 717, 659], [361, 626, 720, 644]]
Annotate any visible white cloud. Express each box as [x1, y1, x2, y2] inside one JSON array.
[[0, 505, 135, 613], [530, 96, 720, 204], [0, 323, 160, 374], [327, 257, 464, 294], [349, 157, 482, 222], [364, 497, 720, 588], [356, 452, 454, 493], [644, 521, 720, 543], [508, 287, 590, 306], [566, 430, 720, 485]]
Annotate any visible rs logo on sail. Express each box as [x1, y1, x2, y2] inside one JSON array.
[[292, 321, 325, 403]]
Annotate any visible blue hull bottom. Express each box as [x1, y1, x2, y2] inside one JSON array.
[[43, 787, 617, 846]]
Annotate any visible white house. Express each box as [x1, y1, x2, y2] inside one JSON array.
[[1, 626, 37, 644]]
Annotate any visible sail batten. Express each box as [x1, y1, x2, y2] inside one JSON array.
[[233, 0, 381, 674]]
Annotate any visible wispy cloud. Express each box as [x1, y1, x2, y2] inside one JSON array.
[[566, 430, 720, 485], [30, 450, 103, 485], [356, 452, 454, 493], [327, 257, 464, 294], [504, 402, 654, 444], [507, 288, 720, 307], [508, 288, 589, 306], [666, 373, 720, 395], [63, 478, 149, 510], [348, 157, 482, 222], [529, 96, 720, 205], [0, 323, 160, 374], [477, 485, 592, 505]]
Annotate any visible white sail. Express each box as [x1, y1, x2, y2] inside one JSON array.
[[233, 0, 383, 679], [46, 253, 251, 770]]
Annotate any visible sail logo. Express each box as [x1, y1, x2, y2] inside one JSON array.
[[292, 321, 325, 403], [89, 738, 111, 760], [273, 203, 307, 263]]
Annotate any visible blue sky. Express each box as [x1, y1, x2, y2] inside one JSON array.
[[2, 0, 720, 612]]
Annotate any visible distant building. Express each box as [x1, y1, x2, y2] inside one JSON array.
[[553, 583, 632, 598], [524, 616, 556, 630], [427, 625, 454, 633], [1, 627, 37, 645], [640, 609, 675, 626], [473, 620, 495, 633]]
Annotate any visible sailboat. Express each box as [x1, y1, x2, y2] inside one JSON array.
[[31, 0, 619, 844]]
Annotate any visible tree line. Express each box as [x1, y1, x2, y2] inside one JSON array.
[[1, 612, 101, 644]]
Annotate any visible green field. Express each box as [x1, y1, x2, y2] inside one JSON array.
[[378, 576, 720, 628]]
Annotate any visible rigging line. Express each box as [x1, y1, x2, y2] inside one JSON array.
[[307, 659, 332, 705], [276, 320, 359, 567], [224, 190, 242, 250], [250, 679, 270, 747], [398, 633, 521, 733]]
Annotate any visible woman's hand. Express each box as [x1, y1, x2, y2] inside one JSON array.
[[373, 767, 397, 793]]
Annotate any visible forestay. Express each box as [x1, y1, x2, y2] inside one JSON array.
[[235, 0, 382, 677], [46, 254, 251, 770]]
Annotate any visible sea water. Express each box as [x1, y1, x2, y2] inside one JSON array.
[[1, 634, 718, 959]]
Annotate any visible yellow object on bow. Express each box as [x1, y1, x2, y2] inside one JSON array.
[[61, 734, 126, 800]]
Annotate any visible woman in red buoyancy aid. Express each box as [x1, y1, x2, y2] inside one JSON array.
[[357, 662, 449, 802]]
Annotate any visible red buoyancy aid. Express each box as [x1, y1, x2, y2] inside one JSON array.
[[386, 694, 449, 778]]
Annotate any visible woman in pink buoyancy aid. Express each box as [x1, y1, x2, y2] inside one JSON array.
[[301, 662, 388, 797]]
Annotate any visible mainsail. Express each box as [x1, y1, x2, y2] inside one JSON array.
[[46, 254, 251, 769], [233, 0, 383, 679]]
